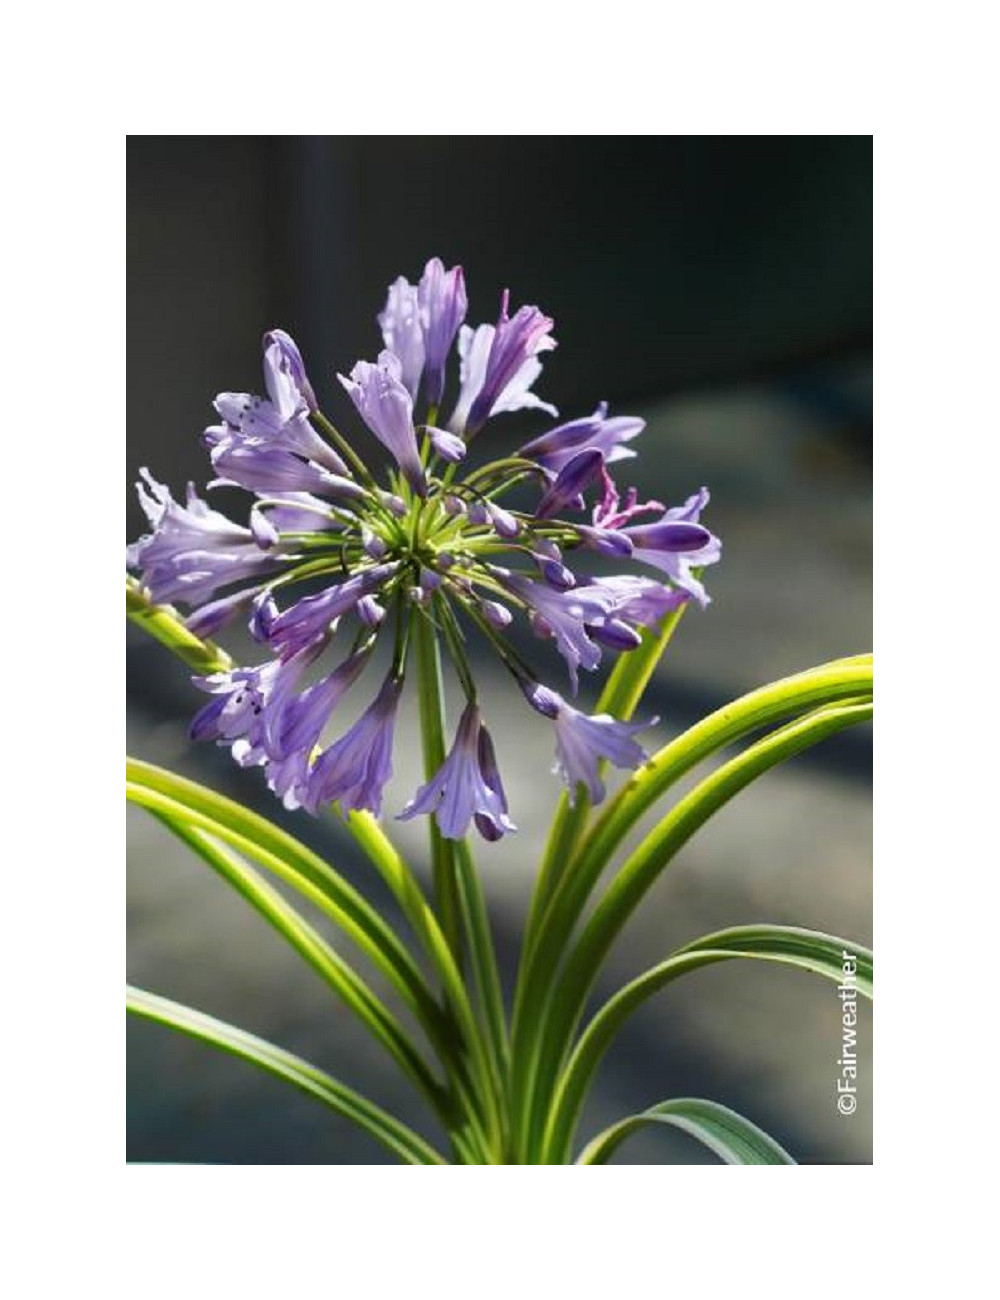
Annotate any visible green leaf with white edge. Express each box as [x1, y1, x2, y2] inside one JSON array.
[[676, 924, 872, 998], [127, 985, 448, 1166], [577, 1097, 796, 1165], [124, 587, 495, 1131], [542, 924, 871, 1162], [126, 760, 440, 1028], [511, 659, 872, 1104], [517, 696, 872, 1161], [149, 808, 452, 1122]]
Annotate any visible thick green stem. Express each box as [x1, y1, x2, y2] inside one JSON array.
[[453, 840, 512, 1121], [412, 607, 513, 1158], [414, 608, 463, 961]]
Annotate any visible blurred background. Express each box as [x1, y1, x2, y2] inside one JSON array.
[[127, 136, 872, 1164]]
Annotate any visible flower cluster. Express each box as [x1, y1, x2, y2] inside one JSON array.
[[127, 258, 720, 840]]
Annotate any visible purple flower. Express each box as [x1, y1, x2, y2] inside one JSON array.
[[399, 703, 516, 841], [535, 448, 604, 519], [264, 643, 374, 809], [581, 574, 688, 628], [520, 402, 645, 476], [127, 256, 724, 835], [529, 543, 576, 590], [378, 278, 425, 401], [449, 291, 557, 437], [427, 426, 466, 463], [252, 493, 343, 537], [267, 562, 400, 658], [205, 332, 349, 493], [305, 674, 403, 816], [206, 432, 362, 501], [127, 470, 279, 608], [263, 329, 318, 414], [497, 570, 618, 692], [190, 657, 303, 768], [186, 585, 267, 639], [622, 488, 721, 607], [338, 352, 426, 497], [418, 257, 467, 408], [523, 682, 654, 805]]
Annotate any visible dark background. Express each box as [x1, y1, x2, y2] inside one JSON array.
[[127, 136, 872, 1164]]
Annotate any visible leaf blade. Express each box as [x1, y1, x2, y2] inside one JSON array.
[[148, 807, 451, 1120], [544, 924, 871, 1161], [127, 984, 447, 1165], [577, 1097, 796, 1165]]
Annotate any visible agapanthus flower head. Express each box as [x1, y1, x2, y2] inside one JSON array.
[[127, 256, 721, 837]]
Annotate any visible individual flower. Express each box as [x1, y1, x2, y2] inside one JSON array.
[[449, 291, 557, 437], [127, 470, 280, 608], [399, 703, 516, 841], [263, 329, 318, 413], [264, 642, 374, 808], [304, 674, 403, 817], [496, 570, 618, 692], [522, 683, 655, 804], [581, 574, 689, 628], [621, 487, 721, 607], [520, 402, 645, 476], [189, 657, 304, 769], [418, 257, 467, 408], [266, 563, 400, 659], [205, 332, 350, 495], [339, 352, 426, 496], [377, 257, 467, 409], [535, 449, 604, 519], [378, 278, 425, 401]]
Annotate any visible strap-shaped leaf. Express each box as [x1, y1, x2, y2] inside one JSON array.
[[127, 761, 442, 1032], [543, 925, 871, 1162], [125, 590, 499, 1149], [514, 659, 872, 1054], [577, 1097, 795, 1165], [126, 584, 438, 944], [149, 808, 451, 1120], [516, 696, 872, 1160], [127, 984, 447, 1165], [677, 924, 872, 997]]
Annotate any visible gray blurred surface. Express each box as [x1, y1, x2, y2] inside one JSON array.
[[127, 374, 871, 1165]]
